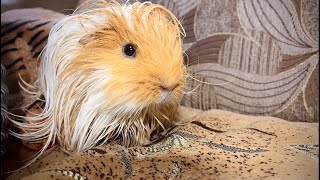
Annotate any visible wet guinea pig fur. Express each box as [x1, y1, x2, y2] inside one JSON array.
[[10, 0, 186, 156]]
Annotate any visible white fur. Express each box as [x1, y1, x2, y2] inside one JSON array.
[[8, 2, 182, 169]]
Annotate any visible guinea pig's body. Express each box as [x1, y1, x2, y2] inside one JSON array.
[[9, 0, 186, 155]]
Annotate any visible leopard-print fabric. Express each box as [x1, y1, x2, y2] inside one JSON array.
[[7, 108, 319, 180]]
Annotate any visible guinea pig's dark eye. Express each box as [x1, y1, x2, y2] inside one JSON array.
[[123, 43, 136, 58]]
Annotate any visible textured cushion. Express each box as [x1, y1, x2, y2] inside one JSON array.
[[7, 107, 319, 179]]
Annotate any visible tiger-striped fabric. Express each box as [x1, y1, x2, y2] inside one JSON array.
[[1, 64, 9, 156], [0, 10, 65, 172], [1, 8, 64, 111]]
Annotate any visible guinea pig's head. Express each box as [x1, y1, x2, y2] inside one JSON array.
[[34, 1, 186, 152], [76, 2, 186, 110]]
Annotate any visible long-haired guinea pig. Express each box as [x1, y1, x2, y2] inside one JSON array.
[[9, 0, 186, 156]]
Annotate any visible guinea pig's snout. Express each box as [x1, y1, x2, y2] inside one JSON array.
[[159, 83, 178, 92], [156, 76, 183, 104]]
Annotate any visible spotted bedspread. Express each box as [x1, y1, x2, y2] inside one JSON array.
[[7, 107, 319, 180]]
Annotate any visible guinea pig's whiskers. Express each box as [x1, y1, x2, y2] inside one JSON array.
[[183, 48, 200, 68], [183, 48, 237, 87], [182, 83, 201, 95], [186, 69, 238, 87]]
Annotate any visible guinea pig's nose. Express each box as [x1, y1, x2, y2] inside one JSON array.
[[159, 84, 178, 92]]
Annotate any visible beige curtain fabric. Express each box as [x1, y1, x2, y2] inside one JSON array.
[[146, 0, 319, 122], [1, 1, 318, 123]]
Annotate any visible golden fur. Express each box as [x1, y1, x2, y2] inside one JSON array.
[[8, 0, 186, 165]]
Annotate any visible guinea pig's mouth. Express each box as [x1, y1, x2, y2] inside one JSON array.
[[157, 90, 172, 104], [156, 88, 182, 105]]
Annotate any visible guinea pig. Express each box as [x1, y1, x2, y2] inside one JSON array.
[[9, 0, 186, 156]]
